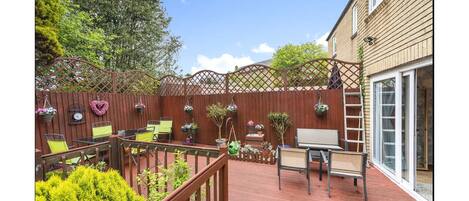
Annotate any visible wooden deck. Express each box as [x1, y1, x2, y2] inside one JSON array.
[[228, 160, 414, 201], [123, 146, 414, 201]]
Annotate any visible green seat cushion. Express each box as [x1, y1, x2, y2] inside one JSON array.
[[132, 131, 154, 154], [159, 120, 172, 133], [47, 140, 69, 153], [92, 125, 112, 139], [147, 124, 160, 135]]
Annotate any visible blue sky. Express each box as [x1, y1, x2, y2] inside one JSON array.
[[164, 0, 348, 74]]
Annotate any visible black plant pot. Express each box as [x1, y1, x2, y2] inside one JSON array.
[[136, 107, 144, 113], [315, 110, 327, 117]]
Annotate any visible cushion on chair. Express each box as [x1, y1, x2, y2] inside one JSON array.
[[92, 125, 112, 139], [159, 120, 172, 133], [330, 151, 363, 177], [132, 130, 154, 154], [297, 128, 339, 146], [280, 148, 307, 168], [147, 124, 160, 135], [47, 140, 69, 153]]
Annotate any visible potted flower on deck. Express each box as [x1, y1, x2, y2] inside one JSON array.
[[181, 122, 198, 145], [268, 112, 291, 147], [206, 102, 228, 147]]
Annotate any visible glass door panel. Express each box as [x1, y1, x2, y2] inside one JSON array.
[[373, 78, 396, 172]]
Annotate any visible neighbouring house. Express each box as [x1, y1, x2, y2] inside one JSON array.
[[326, 0, 433, 200]]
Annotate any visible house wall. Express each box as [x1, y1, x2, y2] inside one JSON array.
[[327, 0, 433, 158]]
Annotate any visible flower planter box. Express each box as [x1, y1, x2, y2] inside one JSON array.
[[229, 150, 276, 165]]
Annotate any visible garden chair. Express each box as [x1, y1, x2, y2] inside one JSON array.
[[130, 127, 155, 165], [321, 150, 368, 201], [146, 120, 160, 141], [158, 117, 173, 142], [277, 147, 311, 194], [92, 121, 113, 139], [45, 134, 94, 165]]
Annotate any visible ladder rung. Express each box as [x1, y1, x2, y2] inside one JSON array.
[[345, 115, 363, 119], [345, 140, 365, 143], [346, 127, 364, 131], [344, 92, 361, 96], [345, 104, 362, 107]]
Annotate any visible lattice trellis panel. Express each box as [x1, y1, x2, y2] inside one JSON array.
[[35, 57, 159, 94], [158, 58, 362, 96]]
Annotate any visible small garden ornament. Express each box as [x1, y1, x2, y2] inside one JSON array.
[[90, 96, 109, 116], [206, 102, 228, 147], [36, 95, 57, 122]]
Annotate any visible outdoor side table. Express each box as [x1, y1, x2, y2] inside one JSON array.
[[297, 144, 343, 181]]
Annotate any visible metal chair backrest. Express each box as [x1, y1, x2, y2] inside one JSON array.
[[296, 128, 339, 146], [159, 117, 172, 133], [329, 150, 367, 175], [92, 121, 112, 139], [279, 147, 308, 169], [45, 134, 69, 153]]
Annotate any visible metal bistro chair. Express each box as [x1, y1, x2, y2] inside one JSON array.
[[92, 121, 113, 139], [277, 147, 312, 194], [146, 120, 160, 141], [322, 150, 368, 201], [158, 117, 173, 142], [45, 134, 94, 165], [130, 127, 156, 165]]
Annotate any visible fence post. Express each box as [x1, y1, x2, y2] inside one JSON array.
[[109, 135, 122, 174], [111, 72, 117, 93], [218, 145, 228, 201], [224, 74, 229, 94], [281, 70, 288, 91]]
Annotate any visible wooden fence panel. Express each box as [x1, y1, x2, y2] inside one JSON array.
[[160, 89, 346, 148], [35, 92, 161, 153]]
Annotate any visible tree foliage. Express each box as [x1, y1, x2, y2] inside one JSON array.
[[271, 42, 327, 69], [35, 0, 66, 66], [74, 0, 182, 76]]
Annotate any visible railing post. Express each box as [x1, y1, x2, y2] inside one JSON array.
[[218, 145, 228, 201], [35, 148, 43, 181], [109, 135, 121, 173]]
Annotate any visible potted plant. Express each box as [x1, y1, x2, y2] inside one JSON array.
[[36, 107, 57, 122], [267, 112, 291, 147], [184, 105, 193, 114], [314, 92, 329, 117], [206, 102, 228, 147], [255, 123, 264, 134], [135, 103, 145, 113], [181, 123, 198, 145]]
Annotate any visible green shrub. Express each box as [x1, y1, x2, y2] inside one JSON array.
[[35, 166, 144, 201], [268, 112, 292, 146], [206, 103, 228, 139]]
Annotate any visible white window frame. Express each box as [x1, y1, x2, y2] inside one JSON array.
[[332, 37, 337, 56], [352, 4, 358, 35], [369, 0, 383, 13]]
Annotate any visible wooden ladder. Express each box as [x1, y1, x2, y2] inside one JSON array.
[[342, 87, 366, 153]]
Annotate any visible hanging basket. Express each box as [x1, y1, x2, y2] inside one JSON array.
[[314, 92, 329, 118], [135, 106, 145, 113], [40, 113, 55, 122], [135, 96, 145, 113]]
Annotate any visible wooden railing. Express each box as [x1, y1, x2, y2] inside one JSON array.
[[164, 147, 228, 201], [37, 141, 112, 180], [36, 136, 229, 200]]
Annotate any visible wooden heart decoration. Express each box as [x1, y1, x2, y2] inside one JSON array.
[[90, 100, 109, 116]]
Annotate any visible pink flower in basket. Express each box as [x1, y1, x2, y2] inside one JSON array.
[[247, 120, 254, 126]]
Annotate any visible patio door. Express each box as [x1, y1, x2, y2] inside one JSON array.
[[401, 70, 415, 189]]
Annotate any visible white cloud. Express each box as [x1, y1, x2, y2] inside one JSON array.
[[251, 43, 275, 54], [191, 53, 254, 74], [314, 32, 329, 51]]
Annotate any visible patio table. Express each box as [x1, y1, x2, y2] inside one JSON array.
[[297, 144, 343, 181], [73, 129, 145, 145]]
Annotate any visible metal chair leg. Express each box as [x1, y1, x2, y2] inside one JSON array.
[[354, 178, 358, 191], [327, 171, 331, 198], [278, 169, 281, 190], [363, 176, 368, 201], [319, 155, 323, 181], [307, 170, 311, 195]]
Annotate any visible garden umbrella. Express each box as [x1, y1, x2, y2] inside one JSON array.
[[327, 63, 343, 89]]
